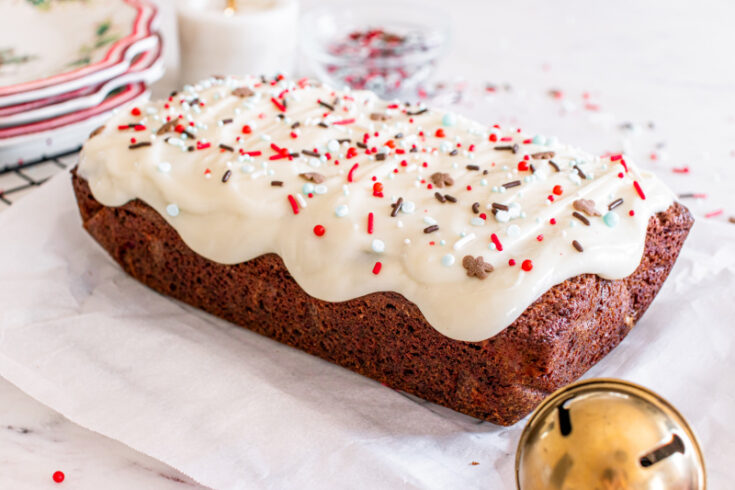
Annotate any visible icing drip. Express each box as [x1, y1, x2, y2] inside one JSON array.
[[78, 76, 675, 341]]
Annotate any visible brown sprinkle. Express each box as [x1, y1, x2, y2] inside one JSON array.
[[529, 163, 536, 173], [430, 172, 454, 188], [608, 198, 624, 211], [375, 153, 386, 161], [466, 164, 480, 171], [502, 180, 521, 189], [423, 224, 439, 234], [406, 108, 428, 116], [356, 142, 367, 149], [270, 180, 284, 187], [156, 119, 177, 135], [548, 160, 560, 172], [232, 87, 254, 98], [222, 170, 232, 183], [337, 138, 351, 144], [291, 121, 301, 129], [572, 240, 584, 252], [729, 217, 735, 224], [369, 113, 390, 121], [471, 202, 480, 214], [218, 144, 234, 152], [390, 197, 403, 217], [574, 164, 587, 179], [573, 199, 601, 217], [318, 122, 329, 128], [462, 255, 494, 279], [220, 118, 233, 125], [299, 172, 325, 183], [449, 149, 458, 156], [444, 194, 457, 203], [318, 100, 335, 111], [128, 141, 152, 149], [572, 211, 591, 226], [434, 192, 446, 203], [492, 202, 509, 211], [89, 125, 105, 138], [302, 150, 320, 157], [494, 144, 519, 154], [531, 151, 555, 160]]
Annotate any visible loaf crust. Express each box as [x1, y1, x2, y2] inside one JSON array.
[[71, 169, 694, 425]]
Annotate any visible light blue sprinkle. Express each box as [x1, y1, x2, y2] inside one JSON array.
[[157, 162, 171, 173], [371, 239, 385, 253], [442, 113, 457, 127], [570, 220, 577, 228], [491, 185, 499, 192], [480, 179, 488, 186], [441, 254, 455, 266], [314, 184, 328, 195], [523, 175, 533, 183], [546, 136, 559, 146], [488, 242, 497, 251], [471, 217, 485, 226], [241, 164, 255, 173], [166, 204, 179, 217], [335, 205, 349, 217], [302, 183, 315, 194], [460, 231, 467, 237], [400, 200, 415, 214], [532, 135, 546, 145], [439, 239, 446, 246], [499, 186, 507, 193], [603, 211, 620, 228]]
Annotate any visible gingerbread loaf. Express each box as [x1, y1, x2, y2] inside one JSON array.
[[73, 76, 693, 425]]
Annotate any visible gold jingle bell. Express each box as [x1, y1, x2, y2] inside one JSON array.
[[516, 378, 705, 490]]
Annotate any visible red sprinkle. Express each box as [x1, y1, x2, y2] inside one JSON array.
[[348, 163, 359, 182], [372, 182, 383, 193], [367, 212, 374, 234], [521, 259, 533, 272], [489, 133, 498, 142], [271, 97, 286, 112], [435, 128, 445, 138], [550, 218, 557, 225], [372, 262, 382, 275], [332, 118, 355, 125], [536, 234, 544, 242], [552, 185, 563, 196], [508, 259, 516, 266], [242, 125, 252, 134], [287, 195, 299, 215], [629, 210, 635, 216], [672, 166, 690, 174], [610, 154, 622, 161], [53, 471, 65, 483], [633, 180, 646, 200], [517, 161, 529, 171], [130, 107, 141, 116], [313, 224, 325, 236], [490, 233, 503, 251], [705, 209, 724, 219], [134, 124, 146, 131]]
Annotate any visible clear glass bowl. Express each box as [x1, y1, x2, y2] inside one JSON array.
[[300, 0, 451, 99]]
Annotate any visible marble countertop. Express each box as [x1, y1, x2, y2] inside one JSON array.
[[1, 0, 733, 487]]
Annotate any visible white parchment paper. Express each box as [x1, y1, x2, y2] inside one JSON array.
[[0, 171, 733, 489]]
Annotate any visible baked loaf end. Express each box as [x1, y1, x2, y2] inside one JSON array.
[[72, 169, 693, 426]]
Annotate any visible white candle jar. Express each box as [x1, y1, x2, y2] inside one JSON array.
[[177, 0, 299, 84]]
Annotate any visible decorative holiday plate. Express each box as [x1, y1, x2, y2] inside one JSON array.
[[0, 0, 158, 106], [0, 34, 163, 127], [0, 82, 149, 170]]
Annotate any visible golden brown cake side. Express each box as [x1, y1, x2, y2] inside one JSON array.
[[72, 169, 694, 425]]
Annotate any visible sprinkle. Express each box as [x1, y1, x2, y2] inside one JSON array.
[[157, 162, 171, 173], [367, 212, 374, 234], [271, 180, 283, 187], [222, 170, 232, 183], [573, 199, 601, 217], [548, 160, 560, 172], [603, 211, 620, 227], [314, 184, 327, 194], [271, 97, 286, 112], [318, 100, 335, 111], [462, 255, 494, 279], [572, 211, 591, 225], [608, 198, 624, 210], [434, 192, 446, 203], [633, 180, 646, 200], [492, 202, 509, 211], [531, 151, 555, 160], [494, 144, 519, 153], [490, 233, 504, 251], [156, 120, 177, 135], [348, 163, 359, 182], [332, 118, 355, 125], [444, 194, 457, 203], [335, 204, 350, 217], [375, 153, 386, 161], [406, 108, 428, 116], [370, 112, 390, 121], [166, 204, 180, 217], [220, 118, 233, 125], [678, 193, 707, 199], [672, 166, 690, 174], [242, 125, 253, 134], [219, 144, 234, 152], [472, 202, 480, 214], [453, 233, 476, 251], [372, 261, 382, 275], [128, 141, 152, 149], [371, 239, 386, 253], [572, 240, 584, 252], [506, 224, 520, 237], [442, 113, 457, 126], [52, 471, 65, 483], [441, 254, 455, 266], [705, 209, 724, 219], [390, 197, 404, 217], [521, 259, 533, 271], [287, 195, 299, 214], [552, 185, 563, 196], [466, 164, 480, 171], [299, 172, 325, 183], [574, 164, 587, 179], [313, 225, 326, 236], [423, 224, 440, 234], [502, 180, 521, 189]]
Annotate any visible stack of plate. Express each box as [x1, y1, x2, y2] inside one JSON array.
[[0, 0, 163, 170]]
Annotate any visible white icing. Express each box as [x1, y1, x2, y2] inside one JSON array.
[[78, 76, 675, 341]]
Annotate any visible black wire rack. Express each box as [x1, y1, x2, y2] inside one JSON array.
[[0, 147, 80, 209]]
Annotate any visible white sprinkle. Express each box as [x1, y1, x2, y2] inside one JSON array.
[[507, 224, 521, 237], [453, 233, 476, 251], [295, 193, 307, 208], [327, 139, 340, 153], [495, 210, 511, 223], [423, 216, 438, 225], [371, 239, 385, 253], [441, 254, 455, 266], [157, 162, 171, 173], [404, 238, 411, 245], [166, 204, 179, 217], [471, 217, 485, 226], [400, 200, 416, 213], [342, 184, 350, 196], [241, 164, 255, 173], [335, 204, 349, 217], [314, 184, 328, 195]]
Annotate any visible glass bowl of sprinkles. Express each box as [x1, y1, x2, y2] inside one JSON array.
[[300, 0, 451, 99]]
